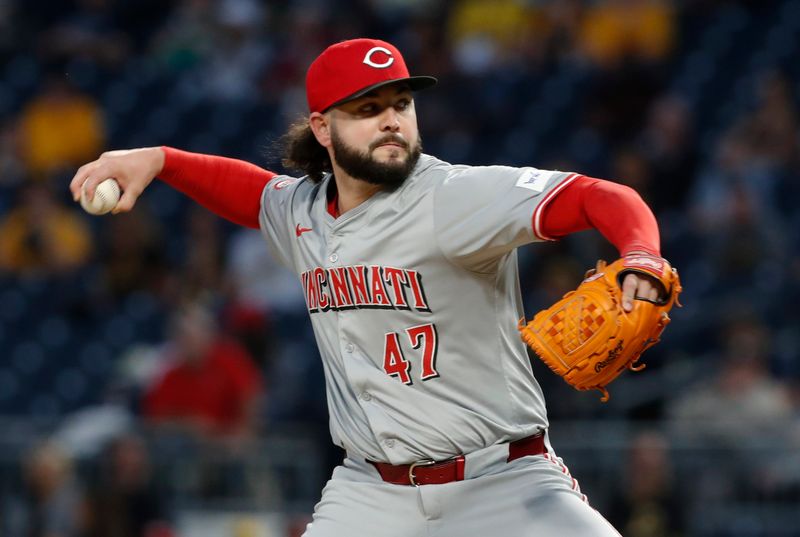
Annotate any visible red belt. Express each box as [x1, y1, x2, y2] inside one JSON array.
[[368, 432, 546, 486]]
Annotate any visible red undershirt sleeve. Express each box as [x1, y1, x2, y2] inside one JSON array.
[[537, 175, 660, 256], [158, 146, 276, 229]]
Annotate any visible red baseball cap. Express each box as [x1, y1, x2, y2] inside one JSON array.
[[306, 38, 437, 113]]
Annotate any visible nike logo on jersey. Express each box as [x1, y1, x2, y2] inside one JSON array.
[[295, 224, 313, 237], [300, 265, 431, 314]]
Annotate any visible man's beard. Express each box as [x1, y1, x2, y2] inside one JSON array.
[[331, 128, 422, 190]]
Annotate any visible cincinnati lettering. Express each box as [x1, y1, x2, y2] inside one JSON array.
[[300, 265, 431, 314]]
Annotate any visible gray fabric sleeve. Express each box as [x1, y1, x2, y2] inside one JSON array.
[[433, 165, 577, 273], [258, 176, 304, 270]]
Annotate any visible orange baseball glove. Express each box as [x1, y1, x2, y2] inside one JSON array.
[[519, 254, 681, 401]]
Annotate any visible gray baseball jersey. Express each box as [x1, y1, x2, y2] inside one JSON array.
[[259, 154, 579, 465]]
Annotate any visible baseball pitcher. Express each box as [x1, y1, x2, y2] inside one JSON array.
[[72, 38, 680, 537]]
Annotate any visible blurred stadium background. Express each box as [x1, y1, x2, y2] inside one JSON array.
[[0, 0, 799, 535]]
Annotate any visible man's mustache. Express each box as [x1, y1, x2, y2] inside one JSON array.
[[369, 135, 409, 152]]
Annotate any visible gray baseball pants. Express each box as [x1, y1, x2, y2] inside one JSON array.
[[303, 438, 621, 537]]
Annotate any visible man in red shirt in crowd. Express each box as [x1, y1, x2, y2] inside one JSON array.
[[143, 303, 264, 438]]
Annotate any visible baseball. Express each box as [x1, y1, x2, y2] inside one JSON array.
[[80, 178, 121, 215]]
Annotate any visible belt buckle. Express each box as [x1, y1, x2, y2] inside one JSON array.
[[408, 459, 436, 486]]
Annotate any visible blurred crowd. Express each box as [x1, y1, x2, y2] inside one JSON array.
[[0, 0, 799, 535]]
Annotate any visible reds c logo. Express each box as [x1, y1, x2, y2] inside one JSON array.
[[363, 46, 394, 68], [271, 178, 297, 190]]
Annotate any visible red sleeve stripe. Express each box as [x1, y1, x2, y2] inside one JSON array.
[[532, 173, 581, 241]]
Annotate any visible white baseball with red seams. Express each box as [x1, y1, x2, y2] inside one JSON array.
[[80, 178, 120, 215], [259, 154, 623, 537]]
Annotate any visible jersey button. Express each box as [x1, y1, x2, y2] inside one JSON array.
[[345, 343, 354, 353], [384, 438, 396, 448], [361, 392, 372, 401], [329, 253, 339, 263]]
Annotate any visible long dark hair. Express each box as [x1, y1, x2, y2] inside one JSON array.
[[281, 120, 331, 183]]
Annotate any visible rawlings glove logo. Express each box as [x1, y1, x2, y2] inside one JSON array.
[[594, 340, 624, 372]]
